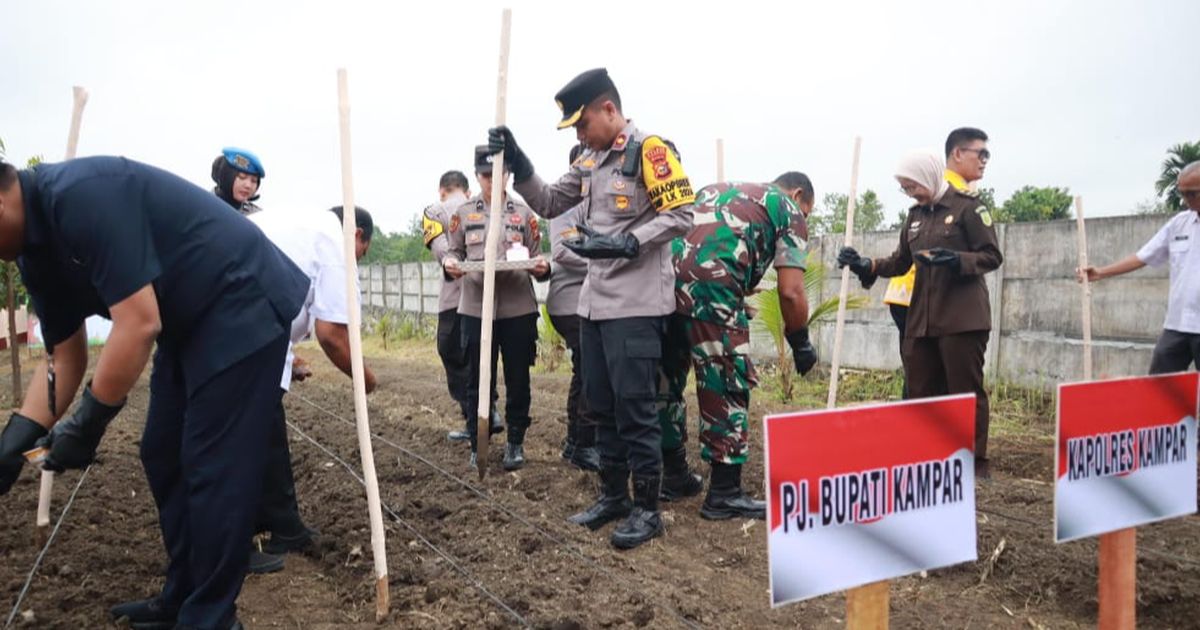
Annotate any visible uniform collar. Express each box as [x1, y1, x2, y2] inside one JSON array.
[[944, 169, 970, 193], [17, 168, 49, 248]]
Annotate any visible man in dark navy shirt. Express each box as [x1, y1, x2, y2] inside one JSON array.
[[0, 156, 309, 630]]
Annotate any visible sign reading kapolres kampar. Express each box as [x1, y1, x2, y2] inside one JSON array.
[[764, 395, 978, 607], [1055, 372, 1198, 543]]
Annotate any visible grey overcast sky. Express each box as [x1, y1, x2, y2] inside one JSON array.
[[3, 0, 1197, 233]]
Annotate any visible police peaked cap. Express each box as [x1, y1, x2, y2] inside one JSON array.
[[475, 145, 497, 174], [554, 68, 616, 129]]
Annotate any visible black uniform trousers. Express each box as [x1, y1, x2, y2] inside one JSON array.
[[903, 331, 990, 460], [1148, 329, 1200, 374], [580, 316, 665, 477], [437, 309, 472, 421], [141, 334, 289, 630], [461, 313, 538, 448], [549, 313, 597, 448], [254, 392, 305, 539]]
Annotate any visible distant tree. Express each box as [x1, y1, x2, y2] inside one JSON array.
[[994, 186, 1073, 223], [807, 189, 885, 236], [1155, 141, 1200, 213], [360, 215, 432, 265], [1134, 197, 1171, 216]]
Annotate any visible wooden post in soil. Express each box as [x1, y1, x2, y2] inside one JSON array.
[[36, 86, 90, 545], [476, 8, 512, 480], [716, 138, 725, 183], [824, 137, 888, 629], [1076, 195, 1136, 629], [336, 68, 390, 622]]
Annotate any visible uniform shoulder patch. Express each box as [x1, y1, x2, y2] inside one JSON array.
[[449, 213, 461, 233], [641, 135, 695, 212], [975, 205, 994, 227], [421, 214, 445, 247]]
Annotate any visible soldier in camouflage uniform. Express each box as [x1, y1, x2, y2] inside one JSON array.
[[660, 173, 819, 520]]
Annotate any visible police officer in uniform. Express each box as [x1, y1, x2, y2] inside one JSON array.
[[548, 144, 600, 471], [423, 170, 503, 441], [488, 68, 696, 549], [211, 147, 266, 215], [839, 149, 1002, 477], [0, 156, 309, 630], [443, 146, 550, 470]]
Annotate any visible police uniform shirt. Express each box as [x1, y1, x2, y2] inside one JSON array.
[[1136, 210, 1200, 334], [514, 121, 695, 321], [446, 194, 541, 320], [871, 188, 1003, 337], [547, 205, 587, 317], [250, 210, 356, 389], [17, 157, 310, 393], [423, 191, 469, 313]]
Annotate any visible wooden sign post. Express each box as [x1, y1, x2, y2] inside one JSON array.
[[336, 68, 390, 622], [475, 8, 512, 480], [36, 86, 90, 545], [1076, 195, 1136, 630], [716, 138, 725, 183]]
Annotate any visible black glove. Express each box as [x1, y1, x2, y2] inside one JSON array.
[[37, 385, 124, 472], [0, 413, 48, 495], [563, 225, 639, 259], [914, 247, 961, 272], [785, 328, 818, 377], [837, 247, 873, 278], [486, 126, 535, 184]]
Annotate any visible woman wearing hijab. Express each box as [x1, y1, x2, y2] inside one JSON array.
[[211, 147, 266, 215], [837, 149, 1003, 477]]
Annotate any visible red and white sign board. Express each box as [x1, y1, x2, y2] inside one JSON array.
[[764, 394, 978, 607], [1054, 372, 1198, 543]]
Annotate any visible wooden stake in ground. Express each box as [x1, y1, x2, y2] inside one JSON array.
[[336, 68, 390, 622], [824, 136, 888, 630], [475, 7, 512, 480], [716, 138, 725, 183], [1076, 195, 1136, 630], [37, 85, 90, 545]]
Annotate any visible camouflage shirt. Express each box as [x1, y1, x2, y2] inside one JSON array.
[[673, 182, 809, 329]]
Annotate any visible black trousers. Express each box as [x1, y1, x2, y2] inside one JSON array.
[[461, 313, 538, 448], [903, 331, 990, 460], [255, 392, 306, 539], [1149, 329, 1200, 374], [437, 309, 472, 421], [549, 313, 597, 448], [141, 334, 288, 630], [889, 304, 910, 400], [581, 316, 665, 477]]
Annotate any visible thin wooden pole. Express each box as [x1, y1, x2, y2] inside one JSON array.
[[716, 138, 725, 183], [476, 7, 512, 480], [1075, 195, 1135, 629], [37, 86, 90, 544], [336, 68, 390, 622], [830, 137, 887, 630], [826, 136, 862, 410]]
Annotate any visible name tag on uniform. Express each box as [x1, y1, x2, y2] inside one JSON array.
[[467, 231, 484, 245]]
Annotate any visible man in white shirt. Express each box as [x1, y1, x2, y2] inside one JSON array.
[[1079, 161, 1200, 373], [246, 205, 378, 573]]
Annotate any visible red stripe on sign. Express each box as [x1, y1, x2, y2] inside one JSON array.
[[1056, 372, 1199, 480]]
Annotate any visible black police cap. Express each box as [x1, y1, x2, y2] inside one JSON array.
[[475, 144, 496, 174], [554, 68, 615, 130]]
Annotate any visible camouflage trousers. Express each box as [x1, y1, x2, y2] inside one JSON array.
[[658, 314, 758, 465]]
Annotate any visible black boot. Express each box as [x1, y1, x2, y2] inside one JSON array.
[[569, 445, 600, 471], [567, 466, 631, 530], [263, 526, 318, 555], [489, 407, 505, 436], [248, 549, 284, 574], [701, 463, 766, 520], [503, 443, 525, 471], [560, 437, 576, 462], [468, 450, 477, 469], [611, 475, 664, 549], [447, 420, 470, 442], [110, 596, 177, 630], [660, 445, 703, 502]]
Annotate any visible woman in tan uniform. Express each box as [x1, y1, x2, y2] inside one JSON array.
[[837, 149, 1003, 477]]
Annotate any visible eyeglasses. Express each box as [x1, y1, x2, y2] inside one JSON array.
[[1180, 189, 1200, 199], [899, 183, 924, 195], [959, 147, 991, 161]]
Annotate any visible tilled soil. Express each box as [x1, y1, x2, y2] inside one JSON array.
[[2, 346, 1199, 629]]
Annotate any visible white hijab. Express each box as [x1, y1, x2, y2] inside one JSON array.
[[895, 149, 950, 204]]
